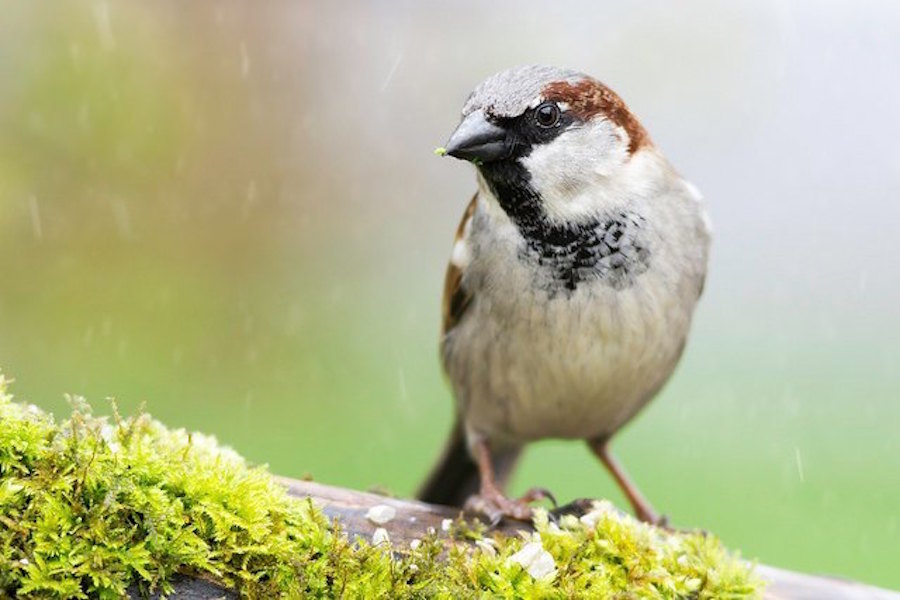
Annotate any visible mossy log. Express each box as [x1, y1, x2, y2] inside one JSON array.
[[151, 478, 898, 600], [0, 385, 892, 599]]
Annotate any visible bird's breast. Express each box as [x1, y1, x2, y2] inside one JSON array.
[[443, 196, 708, 444]]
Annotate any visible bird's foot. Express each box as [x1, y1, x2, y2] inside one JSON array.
[[463, 486, 557, 525]]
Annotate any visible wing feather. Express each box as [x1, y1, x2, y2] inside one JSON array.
[[441, 195, 477, 335]]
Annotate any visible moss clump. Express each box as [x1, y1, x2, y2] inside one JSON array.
[[0, 372, 762, 598]]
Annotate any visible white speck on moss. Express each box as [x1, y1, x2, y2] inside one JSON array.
[[372, 527, 390, 546], [99, 423, 120, 453], [507, 540, 556, 580], [409, 539, 421, 550], [365, 504, 396, 525], [441, 518, 453, 532], [559, 514, 580, 530], [475, 539, 497, 556], [580, 500, 619, 529]]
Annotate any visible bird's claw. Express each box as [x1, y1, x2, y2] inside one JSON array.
[[463, 486, 558, 524], [518, 486, 558, 508]]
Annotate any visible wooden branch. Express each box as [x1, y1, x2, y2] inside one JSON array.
[[141, 477, 900, 600]]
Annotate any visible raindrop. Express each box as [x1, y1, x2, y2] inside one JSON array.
[[27, 195, 42, 241], [794, 447, 804, 483], [240, 41, 251, 78], [111, 199, 133, 240], [379, 53, 403, 92], [92, 1, 116, 51], [242, 180, 258, 218]]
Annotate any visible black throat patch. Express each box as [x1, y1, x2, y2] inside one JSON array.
[[479, 160, 651, 294]]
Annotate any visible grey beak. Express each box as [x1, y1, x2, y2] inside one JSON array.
[[444, 110, 511, 163]]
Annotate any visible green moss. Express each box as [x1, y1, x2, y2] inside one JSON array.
[[0, 372, 762, 598]]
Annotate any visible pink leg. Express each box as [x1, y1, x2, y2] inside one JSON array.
[[589, 439, 665, 526], [464, 440, 554, 522]]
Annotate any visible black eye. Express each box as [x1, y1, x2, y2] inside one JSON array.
[[534, 103, 561, 128]]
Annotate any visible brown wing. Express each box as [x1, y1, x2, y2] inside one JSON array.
[[441, 195, 477, 335]]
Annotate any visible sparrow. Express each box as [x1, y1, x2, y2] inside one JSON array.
[[417, 65, 711, 525]]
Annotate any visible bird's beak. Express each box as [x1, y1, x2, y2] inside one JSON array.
[[443, 110, 511, 163]]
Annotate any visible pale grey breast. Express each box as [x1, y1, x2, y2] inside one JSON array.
[[443, 185, 710, 446]]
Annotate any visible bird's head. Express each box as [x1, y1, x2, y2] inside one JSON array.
[[441, 65, 656, 225]]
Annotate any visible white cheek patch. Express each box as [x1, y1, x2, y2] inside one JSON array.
[[520, 119, 630, 223]]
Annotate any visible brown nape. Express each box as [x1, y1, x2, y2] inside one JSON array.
[[542, 79, 651, 154]]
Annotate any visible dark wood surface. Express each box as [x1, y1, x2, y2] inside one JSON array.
[[136, 478, 900, 599]]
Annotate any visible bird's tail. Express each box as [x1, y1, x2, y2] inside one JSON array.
[[417, 420, 521, 507]]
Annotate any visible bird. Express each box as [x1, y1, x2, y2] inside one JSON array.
[[417, 65, 711, 525]]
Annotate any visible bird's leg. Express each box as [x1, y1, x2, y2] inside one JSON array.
[[588, 439, 666, 526], [463, 439, 554, 523]]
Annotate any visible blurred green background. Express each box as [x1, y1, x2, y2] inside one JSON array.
[[1, 0, 898, 589]]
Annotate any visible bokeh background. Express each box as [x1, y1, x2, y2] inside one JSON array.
[[1, 0, 898, 589]]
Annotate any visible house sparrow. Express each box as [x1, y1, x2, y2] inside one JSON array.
[[418, 65, 711, 524]]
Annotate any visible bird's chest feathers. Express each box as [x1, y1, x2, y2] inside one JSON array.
[[469, 204, 652, 298], [518, 212, 650, 294]]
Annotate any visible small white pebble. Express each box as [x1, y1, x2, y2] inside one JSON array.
[[19, 558, 30, 566], [365, 504, 396, 525], [409, 563, 419, 572], [409, 539, 421, 550], [372, 527, 390, 546], [507, 541, 556, 580], [441, 518, 453, 532]]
